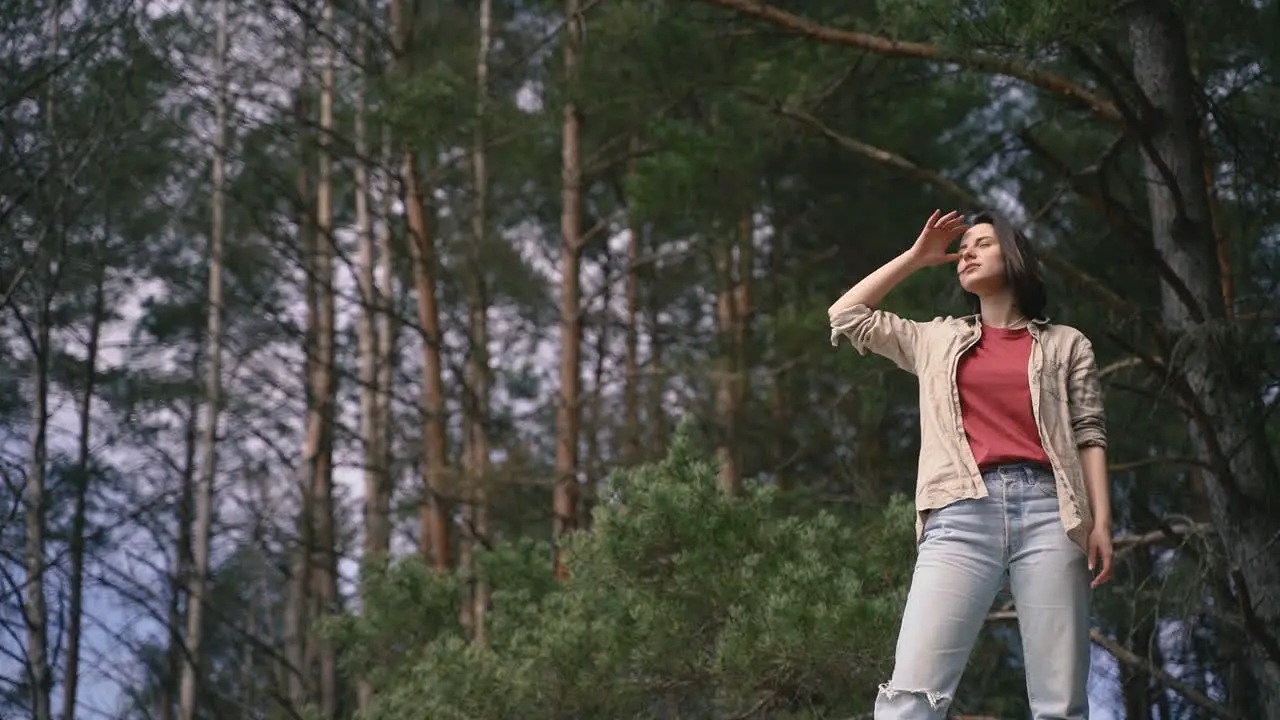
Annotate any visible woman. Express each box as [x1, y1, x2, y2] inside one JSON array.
[[828, 210, 1114, 720]]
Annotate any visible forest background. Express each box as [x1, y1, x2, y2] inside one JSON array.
[[2, 0, 1278, 718]]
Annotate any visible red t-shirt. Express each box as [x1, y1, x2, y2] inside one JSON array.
[[955, 325, 1051, 470]]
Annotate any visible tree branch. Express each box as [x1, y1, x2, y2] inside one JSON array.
[[1107, 455, 1204, 473], [1112, 519, 1212, 562], [986, 613, 1240, 720], [1229, 568, 1280, 667], [1102, 329, 1245, 502], [741, 92, 1139, 320], [1090, 629, 1241, 720], [1017, 128, 1205, 323], [1066, 44, 1189, 218], [1098, 356, 1148, 378], [694, 0, 1121, 122]]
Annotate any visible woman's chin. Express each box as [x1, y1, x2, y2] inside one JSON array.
[[959, 275, 1002, 296]]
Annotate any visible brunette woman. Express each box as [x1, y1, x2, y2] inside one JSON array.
[[829, 210, 1114, 720]]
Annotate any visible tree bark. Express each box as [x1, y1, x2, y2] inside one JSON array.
[[623, 143, 642, 464], [553, 0, 585, 577], [375, 138, 398, 532], [309, 1, 340, 712], [714, 211, 753, 495], [285, 82, 315, 713], [178, 0, 228, 715], [25, 6, 63, 717], [584, 252, 611, 521], [25, 213, 53, 720], [62, 261, 105, 720], [1128, 1, 1280, 714], [354, 1, 388, 708], [766, 232, 792, 491], [646, 261, 666, 457], [162, 354, 200, 720], [388, 0, 451, 573], [403, 154, 452, 571], [461, 0, 494, 642]]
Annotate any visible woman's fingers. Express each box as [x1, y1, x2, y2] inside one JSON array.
[[922, 211, 969, 254]]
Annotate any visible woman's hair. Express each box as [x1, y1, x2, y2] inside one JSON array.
[[965, 210, 1047, 320]]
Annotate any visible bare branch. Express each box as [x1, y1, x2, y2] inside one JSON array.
[[693, 0, 1121, 122], [1017, 128, 1205, 323], [1229, 568, 1280, 667], [1108, 456, 1204, 473], [1112, 520, 1213, 562], [1089, 630, 1241, 720], [740, 92, 1140, 321], [986, 612, 1240, 720]]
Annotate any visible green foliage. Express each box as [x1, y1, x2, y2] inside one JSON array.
[[336, 423, 916, 719], [875, 0, 1123, 49]]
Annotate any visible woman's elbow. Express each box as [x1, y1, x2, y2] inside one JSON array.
[[1072, 419, 1108, 450]]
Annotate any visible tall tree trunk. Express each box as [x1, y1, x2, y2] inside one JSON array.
[[554, 0, 585, 577], [375, 137, 398, 522], [25, 6, 63, 717], [584, 252, 611, 523], [460, 0, 494, 642], [766, 233, 792, 491], [1121, 550, 1160, 720], [403, 154, 451, 570], [163, 355, 201, 720], [353, 2, 389, 709], [309, 0, 340, 713], [26, 222, 53, 720], [62, 263, 105, 720], [714, 211, 753, 495], [768, 372, 790, 490], [391, 0, 452, 571], [622, 144, 642, 464], [285, 82, 315, 713], [1128, 2, 1280, 714], [646, 259, 666, 456], [178, 0, 228, 714], [245, 470, 272, 719], [353, 0, 387, 574]]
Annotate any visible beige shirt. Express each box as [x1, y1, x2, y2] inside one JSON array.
[[830, 304, 1107, 551]]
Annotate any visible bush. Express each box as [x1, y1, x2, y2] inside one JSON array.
[[334, 424, 916, 719]]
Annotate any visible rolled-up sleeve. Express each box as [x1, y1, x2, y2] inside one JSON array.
[[1067, 337, 1107, 448], [829, 303, 924, 374]]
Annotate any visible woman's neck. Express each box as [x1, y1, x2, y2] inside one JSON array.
[[979, 294, 1025, 328]]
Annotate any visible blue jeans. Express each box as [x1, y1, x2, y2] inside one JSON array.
[[875, 463, 1092, 719]]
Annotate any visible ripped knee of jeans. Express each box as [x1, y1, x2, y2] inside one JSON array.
[[877, 682, 951, 711]]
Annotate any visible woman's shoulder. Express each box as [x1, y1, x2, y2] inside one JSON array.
[[1038, 321, 1095, 357], [1041, 320, 1086, 336]]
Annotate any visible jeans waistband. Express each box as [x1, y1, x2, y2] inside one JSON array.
[[981, 461, 1051, 481]]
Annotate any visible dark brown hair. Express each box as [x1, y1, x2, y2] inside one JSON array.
[[964, 210, 1047, 320]]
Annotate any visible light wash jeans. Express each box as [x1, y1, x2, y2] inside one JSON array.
[[875, 462, 1092, 719]]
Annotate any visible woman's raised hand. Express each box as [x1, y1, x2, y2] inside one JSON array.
[[908, 210, 970, 267]]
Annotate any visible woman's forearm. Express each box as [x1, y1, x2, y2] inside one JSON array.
[[827, 251, 924, 319], [1079, 445, 1111, 528]]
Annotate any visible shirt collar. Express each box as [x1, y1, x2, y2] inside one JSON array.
[[960, 314, 1050, 336]]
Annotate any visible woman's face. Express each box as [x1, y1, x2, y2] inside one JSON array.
[[956, 223, 1007, 295]]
